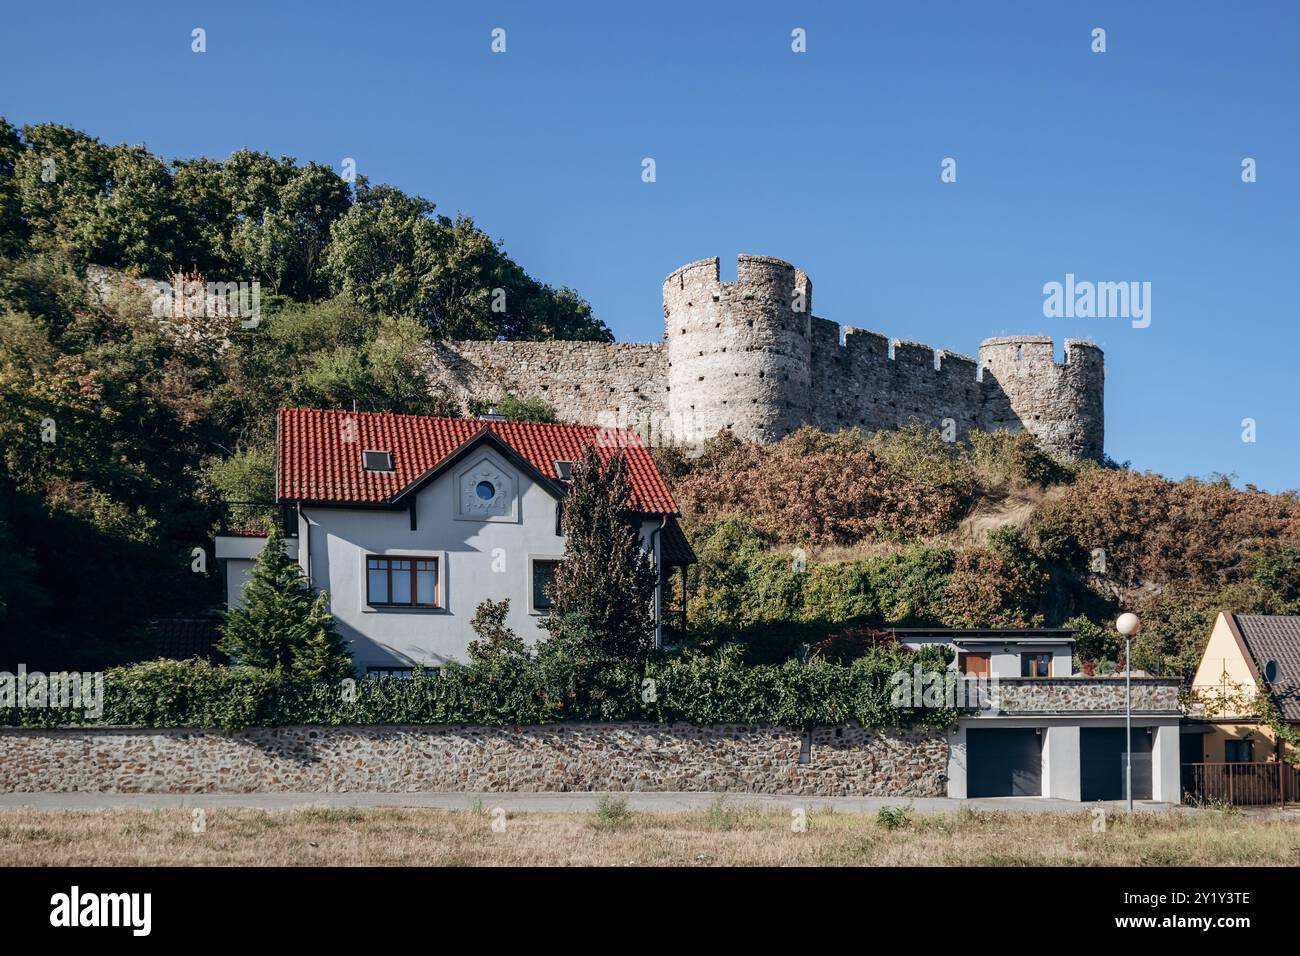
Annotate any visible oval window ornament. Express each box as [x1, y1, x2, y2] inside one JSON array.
[[475, 480, 496, 501]]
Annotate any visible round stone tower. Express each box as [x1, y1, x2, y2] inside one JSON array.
[[663, 255, 813, 447], [977, 336, 1104, 462]]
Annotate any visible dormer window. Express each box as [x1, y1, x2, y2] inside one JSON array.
[[363, 450, 394, 472]]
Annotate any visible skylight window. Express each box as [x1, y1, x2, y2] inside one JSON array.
[[553, 460, 574, 480], [362, 450, 394, 472]]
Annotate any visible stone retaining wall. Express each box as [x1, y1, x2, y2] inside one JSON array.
[[0, 723, 949, 797]]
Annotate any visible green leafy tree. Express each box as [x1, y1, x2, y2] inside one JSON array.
[[1065, 614, 1118, 669], [13, 123, 111, 265], [467, 598, 529, 664], [223, 153, 350, 297], [219, 527, 353, 680], [198, 443, 277, 532], [547, 444, 657, 662], [0, 118, 27, 258], [12, 125, 179, 273], [469, 393, 558, 422], [325, 181, 610, 341], [170, 156, 235, 275]]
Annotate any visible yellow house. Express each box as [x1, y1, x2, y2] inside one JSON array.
[[1188, 612, 1300, 763]]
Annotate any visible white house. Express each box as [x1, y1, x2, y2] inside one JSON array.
[[215, 408, 694, 674]]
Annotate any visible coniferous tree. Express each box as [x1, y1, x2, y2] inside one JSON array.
[[547, 444, 657, 662], [219, 526, 353, 680]]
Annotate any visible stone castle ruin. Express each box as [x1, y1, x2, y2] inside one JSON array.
[[426, 255, 1105, 462]]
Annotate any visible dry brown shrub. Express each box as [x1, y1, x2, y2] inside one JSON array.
[[669, 430, 972, 546], [1030, 470, 1300, 592]]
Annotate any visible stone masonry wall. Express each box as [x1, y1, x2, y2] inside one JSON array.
[[991, 678, 1181, 715], [0, 722, 948, 797], [421, 256, 1104, 462], [809, 320, 986, 438], [424, 339, 668, 436]]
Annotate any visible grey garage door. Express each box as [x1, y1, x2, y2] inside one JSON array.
[[967, 728, 1042, 797], [1081, 728, 1152, 801]]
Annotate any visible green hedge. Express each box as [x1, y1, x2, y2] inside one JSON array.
[[0, 646, 963, 731]]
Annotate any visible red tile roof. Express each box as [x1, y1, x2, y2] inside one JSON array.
[[659, 516, 697, 566], [277, 408, 679, 515]]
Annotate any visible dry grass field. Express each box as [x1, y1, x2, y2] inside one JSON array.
[[0, 800, 1296, 866]]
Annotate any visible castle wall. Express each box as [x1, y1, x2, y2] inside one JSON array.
[[808, 321, 986, 439], [421, 256, 1105, 462], [424, 339, 667, 435]]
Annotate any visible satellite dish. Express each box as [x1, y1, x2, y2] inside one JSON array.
[[1263, 660, 1279, 683]]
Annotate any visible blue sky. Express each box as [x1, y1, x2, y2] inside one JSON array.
[[3, 1, 1298, 490]]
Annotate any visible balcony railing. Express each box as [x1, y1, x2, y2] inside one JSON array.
[[1181, 761, 1300, 807]]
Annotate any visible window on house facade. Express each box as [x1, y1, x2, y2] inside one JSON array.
[[1020, 652, 1051, 678], [366, 556, 438, 607], [1224, 739, 1255, 763], [958, 652, 991, 677], [532, 559, 561, 612]]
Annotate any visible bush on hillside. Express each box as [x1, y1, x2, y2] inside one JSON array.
[[800, 561, 877, 624], [941, 527, 1049, 628], [809, 626, 898, 664], [1030, 470, 1300, 594], [970, 429, 1072, 486], [670, 428, 974, 546]]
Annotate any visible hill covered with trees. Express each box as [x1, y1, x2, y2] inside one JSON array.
[[0, 119, 607, 666], [1, 120, 1295, 683], [656, 428, 1300, 681]]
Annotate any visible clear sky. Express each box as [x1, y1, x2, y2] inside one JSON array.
[[3, 1, 1297, 491]]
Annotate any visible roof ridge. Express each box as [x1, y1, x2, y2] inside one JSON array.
[[278, 406, 645, 439]]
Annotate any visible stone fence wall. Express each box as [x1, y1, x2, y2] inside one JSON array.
[[0, 722, 949, 797]]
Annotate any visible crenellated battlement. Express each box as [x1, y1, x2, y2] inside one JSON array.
[[425, 254, 1105, 462]]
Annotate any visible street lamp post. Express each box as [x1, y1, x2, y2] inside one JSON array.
[[1116, 612, 1141, 813]]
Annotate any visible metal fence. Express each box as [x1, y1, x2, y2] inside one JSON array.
[[1181, 761, 1300, 807]]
